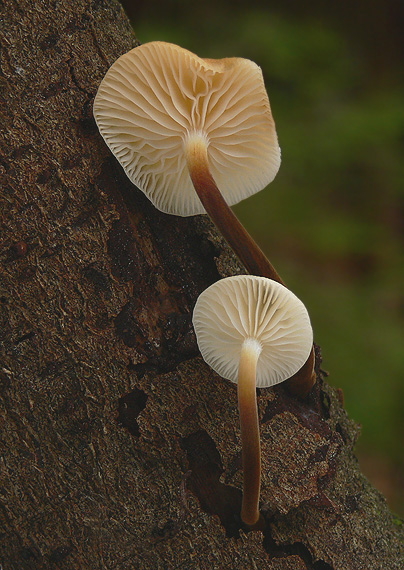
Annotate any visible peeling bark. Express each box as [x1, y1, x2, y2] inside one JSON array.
[[0, 1, 403, 568]]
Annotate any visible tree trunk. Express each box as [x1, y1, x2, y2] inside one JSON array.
[[0, 1, 402, 568]]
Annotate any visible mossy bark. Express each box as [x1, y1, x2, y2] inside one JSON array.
[[0, 0, 403, 568]]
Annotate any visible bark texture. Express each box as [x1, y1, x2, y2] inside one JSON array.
[[0, 1, 403, 568]]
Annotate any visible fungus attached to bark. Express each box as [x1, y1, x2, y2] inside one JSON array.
[[192, 275, 313, 526], [94, 41, 316, 399], [93, 41, 281, 281]]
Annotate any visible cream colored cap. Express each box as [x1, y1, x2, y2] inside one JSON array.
[[93, 41, 281, 216], [192, 276, 313, 388]]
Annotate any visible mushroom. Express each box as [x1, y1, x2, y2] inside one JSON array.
[[192, 275, 313, 526], [93, 41, 282, 281], [94, 41, 316, 398]]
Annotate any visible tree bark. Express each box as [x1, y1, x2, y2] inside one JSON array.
[[0, 1, 402, 569]]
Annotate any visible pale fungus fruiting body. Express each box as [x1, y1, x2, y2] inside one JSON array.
[[192, 275, 313, 526], [93, 41, 283, 283], [193, 275, 313, 388], [93, 41, 280, 217], [94, 42, 316, 396], [94, 44, 317, 526]]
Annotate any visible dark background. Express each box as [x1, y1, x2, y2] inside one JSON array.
[[121, 0, 404, 515]]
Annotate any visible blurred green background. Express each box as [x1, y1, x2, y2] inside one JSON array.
[[122, 0, 404, 515]]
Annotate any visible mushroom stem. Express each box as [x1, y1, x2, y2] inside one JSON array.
[[285, 346, 316, 398], [185, 136, 284, 285], [238, 338, 262, 526]]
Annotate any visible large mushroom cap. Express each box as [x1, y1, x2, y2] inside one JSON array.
[[93, 41, 281, 216], [192, 276, 313, 388]]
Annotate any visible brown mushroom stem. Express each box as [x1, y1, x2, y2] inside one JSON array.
[[237, 339, 262, 526], [285, 346, 316, 398], [185, 136, 284, 284], [186, 136, 316, 399]]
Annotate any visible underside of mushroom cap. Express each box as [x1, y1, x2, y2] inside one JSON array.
[[192, 276, 313, 388], [93, 41, 281, 216]]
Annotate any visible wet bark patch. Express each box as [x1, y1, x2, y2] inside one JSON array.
[[117, 387, 148, 437], [181, 429, 243, 538]]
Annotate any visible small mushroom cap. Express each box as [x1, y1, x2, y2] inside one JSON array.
[[192, 276, 313, 388], [93, 41, 280, 216]]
